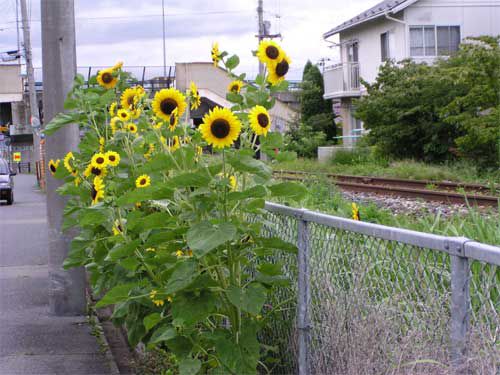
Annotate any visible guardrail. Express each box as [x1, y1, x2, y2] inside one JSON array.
[[261, 202, 499, 375]]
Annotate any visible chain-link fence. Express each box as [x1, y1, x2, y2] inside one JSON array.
[[261, 202, 499, 375]]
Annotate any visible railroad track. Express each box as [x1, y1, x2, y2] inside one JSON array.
[[273, 170, 499, 207]]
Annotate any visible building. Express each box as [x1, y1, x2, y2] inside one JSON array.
[[0, 64, 33, 163], [322, 0, 500, 147]]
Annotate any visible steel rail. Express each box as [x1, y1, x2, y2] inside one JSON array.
[[273, 171, 499, 207]]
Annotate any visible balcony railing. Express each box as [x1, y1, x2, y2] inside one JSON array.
[[323, 62, 361, 99]]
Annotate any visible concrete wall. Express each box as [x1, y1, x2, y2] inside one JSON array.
[[175, 62, 297, 133], [0, 65, 23, 103]]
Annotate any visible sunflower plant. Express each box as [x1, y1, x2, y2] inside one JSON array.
[[44, 41, 303, 375]]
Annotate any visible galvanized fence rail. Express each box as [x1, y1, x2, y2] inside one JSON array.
[[262, 202, 499, 375]]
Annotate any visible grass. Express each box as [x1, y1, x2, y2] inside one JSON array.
[[271, 154, 500, 186]]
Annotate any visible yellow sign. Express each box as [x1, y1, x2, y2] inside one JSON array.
[[13, 152, 21, 162], [0, 126, 8, 132]]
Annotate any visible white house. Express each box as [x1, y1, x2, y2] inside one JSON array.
[[322, 0, 500, 147]]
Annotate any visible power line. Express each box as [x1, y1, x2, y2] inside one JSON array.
[[0, 9, 255, 26]]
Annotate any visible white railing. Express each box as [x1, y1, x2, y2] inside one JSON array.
[[323, 62, 360, 98]]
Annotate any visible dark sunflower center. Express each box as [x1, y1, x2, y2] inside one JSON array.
[[108, 155, 116, 162], [91, 167, 102, 176], [257, 113, 269, 128], [275, 60, 289, 77], [140, 178, 147, 185], [120, 112, 127, 118], [160, 99, 177, 115], [231, 85, 239, 92], [50, 164, 56, 173], [101, 72, 113, 84], [265, 46, 280, 59], [96, 157, 105, 164], [210, 119, 230, 139], [117, 224, 122, 232], [127, 96, 134, 106], [169, 115, 176, 126], [91, 186, 97, 200]]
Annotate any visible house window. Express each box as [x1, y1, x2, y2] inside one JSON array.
[[410, 25, 460, 57], [381, 32, 390, 61]]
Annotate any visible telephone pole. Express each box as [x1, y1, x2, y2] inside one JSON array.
[[20, 0, 40, 163], [162, 0, 167, 78], [256, 0, 281, 77], [41, 0, 86, 315]]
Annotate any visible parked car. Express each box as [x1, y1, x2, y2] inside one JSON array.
[[0, 158, 16, 205]]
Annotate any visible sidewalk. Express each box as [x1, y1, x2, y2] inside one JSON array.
[[0, 174, 116, 375]]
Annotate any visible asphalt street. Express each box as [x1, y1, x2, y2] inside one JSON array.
[[0, 174, 115, 374]]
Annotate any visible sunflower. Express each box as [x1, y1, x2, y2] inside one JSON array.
[[112, 219, 123, 236], [168, 108, 179, 131], [169, 136, 180, 152], [91, 176, 105, 205], [117, 109, 130, 122], [127, 123, 138, 134], [188, 81, 201, 110], [144, 143, 155, 159], [152, 120, 163, 130], [105, 151, 120, 167], [48, 159, 60, 176], [109, 102, 117, 117], [97, 68, 118, 89], [112, 61, 123, 71], [110, 116, 121, 134], [136, 174, 151, 188], [152, 88, 186, 122], [256, 40, 284, 66], [249, 105, 272, 136], [74, 177, 81, 187], [267, 54, 291, 85], [228, 80, 244, 94], [99, 137, 105, 153], [120, 88, 138, 110], [130, 108, 141, 119], [199, 107, 241, 149], [229, 175, 237, 190], [91, 153, 107, 169], [352, 203, 361, 221], [211, 42, 220, 67], [63, 151, 75, 174], [84, 164, 107, 178]]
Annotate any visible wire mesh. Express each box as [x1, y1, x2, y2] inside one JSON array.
[[468, 260, 500, 373], [257, 208, 500, 374]]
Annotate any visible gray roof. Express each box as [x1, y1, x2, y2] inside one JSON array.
[[323, 0, 417, 38]]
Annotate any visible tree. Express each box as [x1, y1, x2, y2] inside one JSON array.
[[355, 37, 500, 168]]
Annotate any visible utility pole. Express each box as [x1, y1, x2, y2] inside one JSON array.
[[41, 0, 86, 315], [162, 0, 167, 78], [20, 0, 40, 165], [256, 0, 281, 77]]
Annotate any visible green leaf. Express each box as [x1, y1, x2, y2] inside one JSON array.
[[226, 92, 243, 104], [129, 212, 172, 231], [149, 325, 176, 344], [79, 208, 108, 226], [187, 221, 237, 258], [63, 239, 90, 269], [225, 54, 240, 70], [119, 257, 140, 271], [95, 283, 138, 308], [116, 185, 173, 206], [165, 259, 199, 294], [106, 239, 141, 261], [172, 291, 216, 328], [260, 132, 284, 152], [226, 283, 267, 315], [44, 112, 81, 136], [169, 172, 211, 188], [228, 153, 272, 180], [255, 74, 265, 85], [256, 236, 297, 253], [269, 182, 307, 200], [143, 313, 163, 332], [227, 185, 267, 201], [179, 358, 201, 375], [140, 153, 175, 174]]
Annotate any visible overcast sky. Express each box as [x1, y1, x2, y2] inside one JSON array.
[[0, 0, 380, 80]]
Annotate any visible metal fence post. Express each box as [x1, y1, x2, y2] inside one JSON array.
[[297, 216, 311, 375], [450, 238, 470, 374]]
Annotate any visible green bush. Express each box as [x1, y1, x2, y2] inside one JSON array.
[[355, 36, 500, 169]]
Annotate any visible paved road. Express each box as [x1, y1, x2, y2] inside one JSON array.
[[0, 174, 115, 374]]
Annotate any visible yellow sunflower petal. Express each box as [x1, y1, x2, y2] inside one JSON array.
[[135, 174, 151, 188], [152, 88, 186, 122], [249, 105, 272, 136], [267, 54, 291, 85], [256, 40, 284, 66], [96, 68, 118, 89]]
